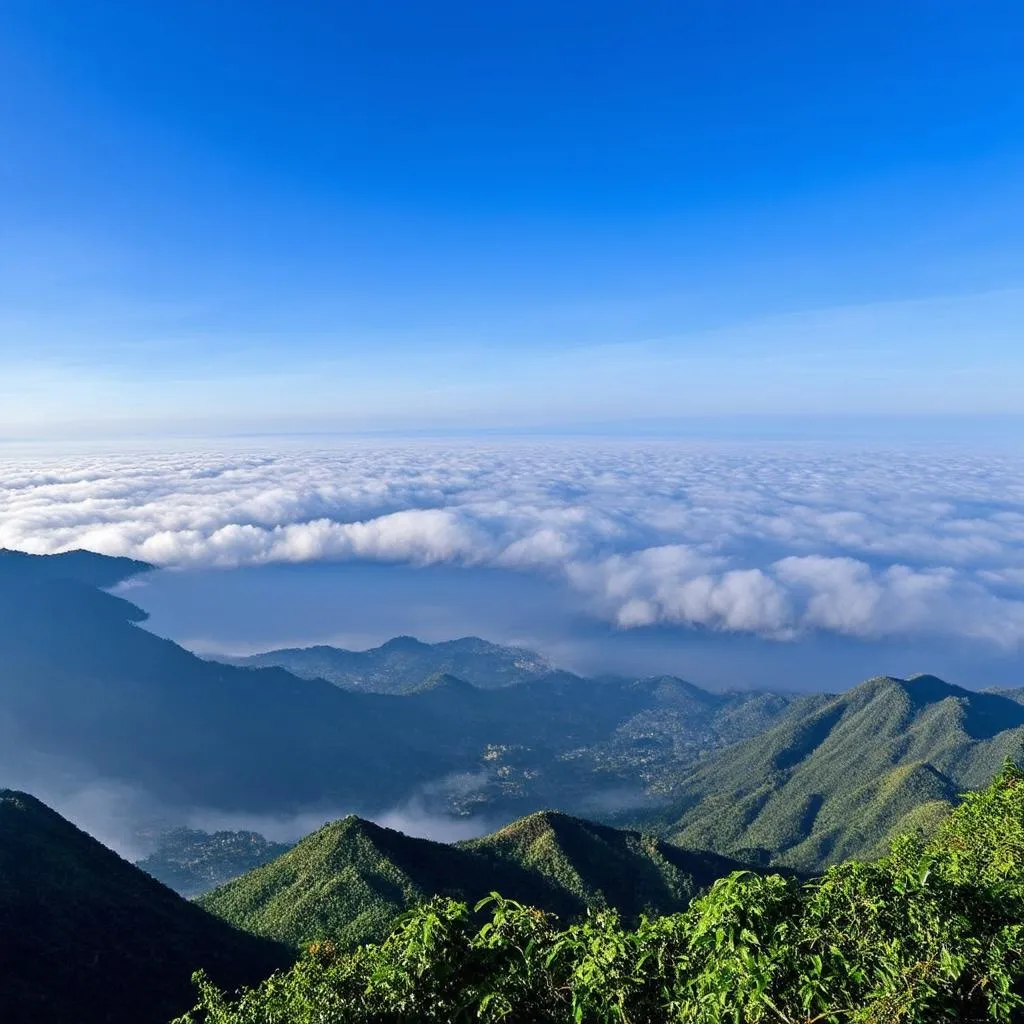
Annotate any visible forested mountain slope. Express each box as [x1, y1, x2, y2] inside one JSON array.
[[462, 810, 742, 916], [0, 790, 289, 1024], [181, 761, 1024, 1024], [198, 810, 742, 948], [9, 551, 1020, 883], [649, 673, 1024, 871], [0, 550, 792, 822]]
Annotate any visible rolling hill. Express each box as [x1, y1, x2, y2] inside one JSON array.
[[0, 549, 793, 825], [176, 761, 1024, 1024], [15, 550, 1021, 883], [0, 789, 289, 1024], [647, 673, 1024, 871], [198, 810, 742, 949], [461, 809, 743, 917], [228, 634, 554, 692]]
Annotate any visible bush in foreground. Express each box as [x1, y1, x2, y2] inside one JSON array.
[[178, 761, 1024, 1023]]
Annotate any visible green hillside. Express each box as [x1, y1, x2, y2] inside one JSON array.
[[198, 815, 559, 948], [462, 810, 741, 918], [574, 676, 795, 795], [180, 760, 1024, 1024], [650, 673, 1024, 871], [198, 810, 742, 949], [0, 789, 289, 1024]]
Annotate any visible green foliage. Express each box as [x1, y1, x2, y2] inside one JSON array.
[[653, 675, 1024, 872], [198, 811, 741, 949], [177, 761, 1024, 1024]]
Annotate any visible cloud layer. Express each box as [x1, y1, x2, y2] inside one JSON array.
[[3, 440, 1024, 646]]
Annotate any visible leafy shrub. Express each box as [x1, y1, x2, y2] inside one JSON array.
[[177, 761, 1024, 1024]]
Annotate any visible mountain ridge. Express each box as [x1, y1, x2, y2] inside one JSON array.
[[198, 808, 745, 949], [8, 552, 1019, 885], [0, 547, 153, 588], [644, 672, 1024, 870], [225, 633, 555, 693], [0, 552, 794, 823]]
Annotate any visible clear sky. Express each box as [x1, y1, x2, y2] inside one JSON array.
[[1, 1, 1022, 437]]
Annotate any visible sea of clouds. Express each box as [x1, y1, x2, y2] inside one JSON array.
[[3, 440, 1024, 647]]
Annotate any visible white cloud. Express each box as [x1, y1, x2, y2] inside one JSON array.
[[3, 440, 1024, 646]]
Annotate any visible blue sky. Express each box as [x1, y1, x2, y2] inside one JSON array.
[[1, 1, 1023, 436]]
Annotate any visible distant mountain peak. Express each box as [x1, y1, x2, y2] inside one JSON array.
[[233, 632, 556, 693], [853, 673, 979, 712], [441, 635, 496, 651], [491, 808, 595, 836], [902, 673, 964, 696], [377, 635, 428, 651], [0, 788, 56, 827], [329, 813, 383, 836], [200, 806, 743, 952], [635, 675, 718, 704]]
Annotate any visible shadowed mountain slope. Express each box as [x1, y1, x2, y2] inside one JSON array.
[[651, 674, 1024, 871], [0, 547, 152, 588], [199, 810, 743, 949], [0, 789, 289, 1024], [0, 552, 792, 822]]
